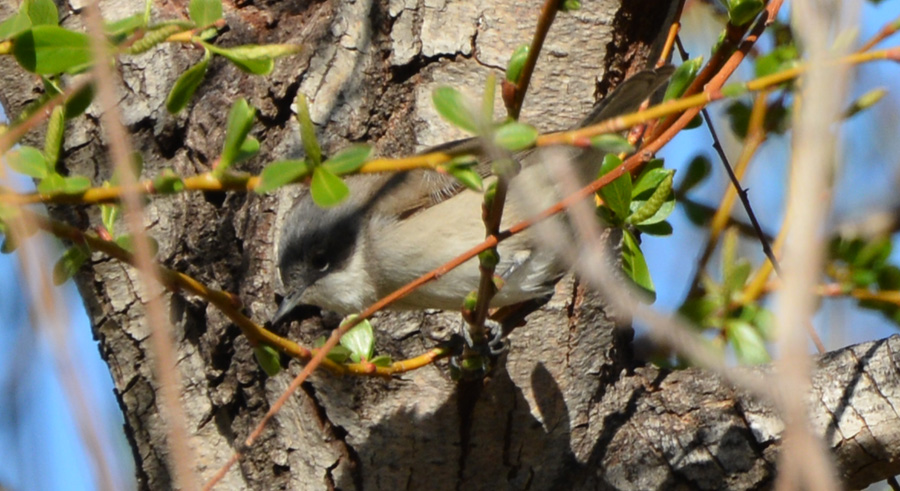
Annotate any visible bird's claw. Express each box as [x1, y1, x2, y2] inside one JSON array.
[[449, 318, 505, 380]]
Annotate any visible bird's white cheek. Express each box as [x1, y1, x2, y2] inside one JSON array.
[[300, 253, 376, 315]]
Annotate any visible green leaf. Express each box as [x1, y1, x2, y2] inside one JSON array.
[[36, 172, 65, 194], [663, 56, 702, 102], [432, 86, 478, 134], [725, 101, 751, 139], [851, 269, 878, 288], [255, 159, 310, 194], [43, 76, 63, 98], [327, 346, 352, 363], [635, 220, 673, 236], [482, 73, 496, 124], [25, 0, 58, 26], [64, 83, 94, 119], [726, 320, 770, 364], [684, 114, 703, 130], [234, 136, 260, 164], [44, 105, 65, 165], [749, 305, 776, 340], [202, 42, 272, 74], [340, 317, 375, 363], [196, 26, 217, 41], [202, 43, 300, 75], [877, 265, 900, 290], [253, 344, 282, 376], [370, 355, 392, 367], [755, 45, 798, 78], [322, 144, 372, 175], [597, 154, 632, 221], [6, 146, 50, 178], [721, 83, 748, 98], [719, 229, 752, 297], [122, 23, 184, 55], [314, 337, 352, 363], [114, 234, 159, 256], [724, 259, 752, 299], [678, 155, 711, 194], [294, 92, 321, 165], [622, 229, 655, 301], [448, 166, 483, 191], [152, 169, 185, 194], [310, 166, 349, 207], [189, 0, 222, 27], [631, 167, 670, 199], [101, 201, 119, 235], [844, 87, 887, 120], [105, 13, 148, 40], [628, 171, 674, 225], [114, 234, 134, 252], [165, 49, 211, 114], [590, 134, 634, 154], [746, 294, 775, 329], [505, 44, 529, 83], [0, 10, 32, 41], [764, 103, 791, 135], [835, 237, 865, 264], [13, 26, 92, 75], [643, 158, 665, 173], [217, 98, 256, 174], [561, 0, 581, 11], [63, 175, 91, 194], [854, 237, 892, 269], [726, 0, 764, 26], [52, 245, 89, 285], [1, 236, 17, 254], [493, 122, 537, 151]]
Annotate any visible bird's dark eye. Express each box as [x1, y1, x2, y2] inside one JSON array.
[[309, 251, 330, 272]]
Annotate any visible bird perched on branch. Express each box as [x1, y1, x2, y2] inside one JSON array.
[[273, 66, 673, 323]]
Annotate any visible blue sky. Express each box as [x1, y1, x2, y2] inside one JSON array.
[[0, 243, 134, 489], [0, 132, 134, 488], [1, 1, 900, 489]]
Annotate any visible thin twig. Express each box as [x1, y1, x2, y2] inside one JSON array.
[[29, 210, 452, 376], [772, 0, 851, 487], [469, 0, 565, 353], [888, 475, 900, 491], [699, 104, 781, 274], [673, 34, 781, 276], [678, 195, 775, 241], [858, 16, 900, 53], [0, 77, 92, 156], [507, 0, 566, 120], [83, 3, 199, 488], [4, 46, 898, 207], [203, 65, 755, 487], [657, 0, 686, 67], [540, 150, 776, 399]]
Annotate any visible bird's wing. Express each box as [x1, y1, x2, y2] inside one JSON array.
[[372, 65, 675, 220]]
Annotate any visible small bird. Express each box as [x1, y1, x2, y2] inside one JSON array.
[[273, 66, 673, 322]]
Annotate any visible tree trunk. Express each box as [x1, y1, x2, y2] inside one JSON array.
[[2, 0, 900, 489]]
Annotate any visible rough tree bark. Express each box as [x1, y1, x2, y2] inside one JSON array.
[[2, 0, 900, 489]]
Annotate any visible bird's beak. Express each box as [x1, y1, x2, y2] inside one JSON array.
[[271, 288, 307, 325]]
